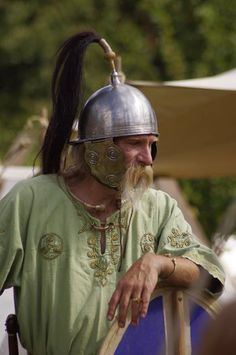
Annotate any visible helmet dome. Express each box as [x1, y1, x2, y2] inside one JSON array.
[[71, 74, 158, 143]]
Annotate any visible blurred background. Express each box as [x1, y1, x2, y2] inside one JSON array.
[[0, 1, 236, 352], [0, 0, 236, 243]]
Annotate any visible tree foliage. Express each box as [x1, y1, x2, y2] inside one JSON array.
[[0, 0, 236, 239], [179, 178, 236, 238]]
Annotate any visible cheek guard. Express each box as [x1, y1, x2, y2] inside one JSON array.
[[84, 140, 126, 189]]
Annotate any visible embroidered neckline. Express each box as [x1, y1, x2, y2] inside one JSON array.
[[57, 175, 133, 285]]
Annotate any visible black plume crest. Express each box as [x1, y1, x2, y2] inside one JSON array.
[[41, 31, 101, 174]]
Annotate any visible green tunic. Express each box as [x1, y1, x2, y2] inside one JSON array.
[[0, 175, 224, 355]]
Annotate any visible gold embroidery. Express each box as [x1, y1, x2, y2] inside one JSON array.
[[167, 228, 191, 248], [39, 233, 63, 259], [75, 207, 130, 285], [87, 230, 121, 286], [87, 214, 128, 286], [77, 214, 127, 235], [140, 233, 155, 253], [77, 211, 91, 234]]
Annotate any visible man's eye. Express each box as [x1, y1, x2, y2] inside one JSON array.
[[129, 141, 139, 146]]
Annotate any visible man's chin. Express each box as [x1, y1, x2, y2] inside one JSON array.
[[120, 165, 153, 206]]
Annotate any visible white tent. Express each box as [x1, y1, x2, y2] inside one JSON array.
[[129, 68, 236, 178], [164, 68, 236, 90], [0, 166, 35, 199]]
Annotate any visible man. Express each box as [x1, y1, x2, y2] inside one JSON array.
[[0, 31, 224, 355]]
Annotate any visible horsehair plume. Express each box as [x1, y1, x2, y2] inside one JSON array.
[[41, 31, 102, 174]]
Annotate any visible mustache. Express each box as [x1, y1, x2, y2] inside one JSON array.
[[122, 165, 153, 190], [120, 165, 153, 205]]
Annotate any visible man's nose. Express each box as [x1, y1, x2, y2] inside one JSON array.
[[137, 147, 153, 166]]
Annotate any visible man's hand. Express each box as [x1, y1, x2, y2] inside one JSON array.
[[107, 253, 160, 328], [107, 252, 201, 328]]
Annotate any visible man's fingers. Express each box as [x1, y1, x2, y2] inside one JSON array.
[[117, 292, 132, 327], [107, 254, 159, 327], [107, 290, 121, 321], [130, 285, 152, 324], [140, 289, 151, 318], [130, 297, 143, 325]]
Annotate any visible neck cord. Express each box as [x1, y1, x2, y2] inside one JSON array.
[[64, 183, 106, 211], [117, 203, 134, 272]]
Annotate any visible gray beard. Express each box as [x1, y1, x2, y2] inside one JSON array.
[[120, 165, 153, 208]]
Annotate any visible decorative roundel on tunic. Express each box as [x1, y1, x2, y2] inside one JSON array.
[[39, 233, 63, 259]]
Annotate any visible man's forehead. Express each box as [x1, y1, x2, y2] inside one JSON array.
[[115, 134, 158, 143]]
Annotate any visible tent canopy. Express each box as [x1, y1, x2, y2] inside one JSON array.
[[129, 69, 236, 178]]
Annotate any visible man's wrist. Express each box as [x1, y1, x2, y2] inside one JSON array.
[[153, 254, 177, 280]]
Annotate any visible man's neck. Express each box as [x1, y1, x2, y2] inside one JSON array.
[[65, 173, 120, 221]]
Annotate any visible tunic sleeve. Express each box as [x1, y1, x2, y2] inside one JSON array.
[[156, 193, 225, 288], [0, 181, 32, 293]]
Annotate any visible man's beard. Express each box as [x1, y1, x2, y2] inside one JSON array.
[[120, 165, 153, 207]]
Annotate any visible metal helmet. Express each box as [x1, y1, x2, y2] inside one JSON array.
[[70, 38, 158, 143], [41, 32, 159, 177], [68, 37, 159, 189], [71, 71, 158, 143]]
